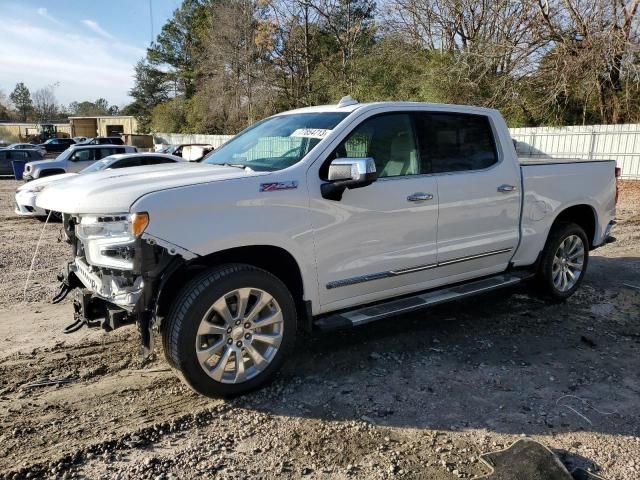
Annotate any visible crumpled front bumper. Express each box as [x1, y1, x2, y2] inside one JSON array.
[[71, 257, 145, 309]]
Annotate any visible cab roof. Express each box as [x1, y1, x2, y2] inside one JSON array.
[[276, 98, 499, 117]]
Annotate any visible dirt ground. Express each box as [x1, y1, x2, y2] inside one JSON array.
[[0, 178, 639, 480]]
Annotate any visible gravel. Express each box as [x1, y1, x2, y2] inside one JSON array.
[[0, 178, 639, 479]]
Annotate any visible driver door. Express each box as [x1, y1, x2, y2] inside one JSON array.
[[310, 112, 440, 312], [67, 149, 96, 172]]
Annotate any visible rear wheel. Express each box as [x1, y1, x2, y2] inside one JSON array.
[[163, 264, 296, 397], [537, 223, 589, 300]]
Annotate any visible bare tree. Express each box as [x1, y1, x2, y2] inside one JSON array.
[[535, 0, 640, 123], [264, 0, 322, 106], [304, 0, 376, 92], [32, 83, 59, 121]]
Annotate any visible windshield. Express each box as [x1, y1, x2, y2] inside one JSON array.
[[203, 112, 348, 171], [54, 148, 74, 161], [80, 156, 115, 173]]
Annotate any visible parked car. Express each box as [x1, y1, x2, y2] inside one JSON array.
[[78, 137, 125, 146], [6, 143, 47, 156], [72, 136, 88, 143], [23, 144, 137, 181], [37, 99, 618, 398], [39, 137, 76, 153], [15, 152, 184, 218], [160, 143, 214, 161], [0, 148, 44, 175]]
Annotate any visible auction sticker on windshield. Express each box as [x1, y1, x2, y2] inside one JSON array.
[[290, 128, 332, 139]]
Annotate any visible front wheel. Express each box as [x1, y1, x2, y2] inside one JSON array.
[[537, 223, 589, 300], [163, 264, 297, 398]]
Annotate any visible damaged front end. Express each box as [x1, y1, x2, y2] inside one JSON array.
[[55, 212, 189, 357]]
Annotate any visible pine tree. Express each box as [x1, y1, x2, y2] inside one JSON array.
[[10, 83, 32, 122]]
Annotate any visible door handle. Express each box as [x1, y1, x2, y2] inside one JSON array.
[[497, 184, 517, 193], [407, 192, 434, 202]]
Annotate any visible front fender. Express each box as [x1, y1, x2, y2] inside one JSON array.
[[131, 172, 319, 306]]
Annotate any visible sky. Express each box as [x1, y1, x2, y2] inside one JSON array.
[[0, 0, 182, 107]]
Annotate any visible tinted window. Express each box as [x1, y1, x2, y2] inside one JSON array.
[[112, 157, 143, 168], [329, 113, 420, 178], [8, 151, 29, 160], [143, 156, 175, 165], [70, 149, 94, 162], [418, 113, 498, 173], [97, 147, 123, 159]]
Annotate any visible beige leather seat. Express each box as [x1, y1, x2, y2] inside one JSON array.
[[380, 131, 418, 177]]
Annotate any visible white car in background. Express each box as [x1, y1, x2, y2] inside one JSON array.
[[15, 152, 185, 219], [22, 144, 138, 181]]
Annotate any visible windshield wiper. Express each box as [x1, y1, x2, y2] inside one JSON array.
[[219, 163, 247, 169]]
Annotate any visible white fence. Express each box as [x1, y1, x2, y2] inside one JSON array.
[[154, 133, 234, 149], [511, 124, 640, 180], [155, 124, 640, 180]]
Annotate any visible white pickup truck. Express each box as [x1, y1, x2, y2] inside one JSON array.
[[37, 99, 618, 397]]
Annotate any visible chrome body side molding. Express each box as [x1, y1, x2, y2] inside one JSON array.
[[326, 248, 512, 290]]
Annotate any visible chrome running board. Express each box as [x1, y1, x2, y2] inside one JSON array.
[[314, 271, 533, 331]]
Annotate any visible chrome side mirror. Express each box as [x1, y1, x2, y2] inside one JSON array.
[[322, 157, 378, 200]]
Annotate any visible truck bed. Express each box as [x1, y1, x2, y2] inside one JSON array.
[[511, 159, 617, 268]]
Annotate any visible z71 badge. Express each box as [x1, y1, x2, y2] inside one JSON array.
[[259, 181, 298, 192]]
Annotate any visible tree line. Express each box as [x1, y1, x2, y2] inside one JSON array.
[[126, 0, 640, 134], [0, 82, 120, 123]]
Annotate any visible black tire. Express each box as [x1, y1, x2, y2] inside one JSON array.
[[537, 222, 589, 301], [163, 263, 297, 398]]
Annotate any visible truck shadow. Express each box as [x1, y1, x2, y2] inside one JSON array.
[[236, 254, 640, 441]]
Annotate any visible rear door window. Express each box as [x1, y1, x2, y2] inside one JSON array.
[[97, 147, 123, 159], [416, 112, 498, 173]]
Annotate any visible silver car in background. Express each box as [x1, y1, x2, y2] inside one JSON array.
[[23, 144, 137, 181]]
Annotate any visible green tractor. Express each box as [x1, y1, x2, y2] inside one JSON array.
[[24, 123, 60, 143]]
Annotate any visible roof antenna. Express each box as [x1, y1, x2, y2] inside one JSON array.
[[338, 95, 358, 107]]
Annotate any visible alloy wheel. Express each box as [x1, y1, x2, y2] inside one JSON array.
[[552, 234, 585, 292], [194, 288, 284, 384]]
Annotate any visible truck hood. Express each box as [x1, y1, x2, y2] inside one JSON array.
[[36, 163, 266, 214]]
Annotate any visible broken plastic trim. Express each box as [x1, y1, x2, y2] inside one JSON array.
[[141, 233, 198, 260]]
